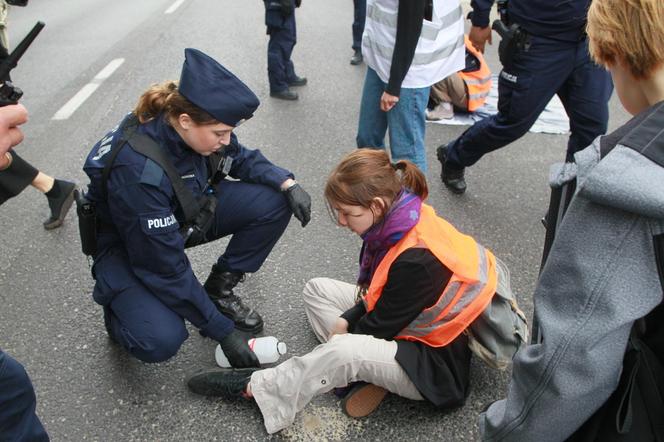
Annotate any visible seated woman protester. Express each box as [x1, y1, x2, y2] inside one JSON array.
[[187, 149, 515, 434], [81, 48, 311, 367]]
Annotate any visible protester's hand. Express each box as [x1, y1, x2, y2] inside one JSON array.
[[284, 182, 312, 227], [328, 317, 349, 340], [219, 329, 260, 368], [469, 25, 492, 53], [380, 92, 399, 112], [0, 104, 28, 169]]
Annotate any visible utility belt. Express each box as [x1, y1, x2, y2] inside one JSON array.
[[75, 114, 228, 257]]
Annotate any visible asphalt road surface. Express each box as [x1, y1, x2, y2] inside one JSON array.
[[0, 0, 629, 440]]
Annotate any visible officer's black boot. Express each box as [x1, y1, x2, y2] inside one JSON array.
[[437, 144, 467, 194], [203, 265, 264, 334]]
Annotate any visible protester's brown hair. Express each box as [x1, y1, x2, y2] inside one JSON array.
[[325, 149, 428, 222], [587, 0, 664, 79], [133, 81, 218, 125]]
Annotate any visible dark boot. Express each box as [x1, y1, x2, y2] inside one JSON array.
[[287, 75, 307, 87], [187, 368, 257, 398], [436, 144, 467, 194], [270, 88, 298, 100], [203, 265, 264, 334], [350, 49, 363, 65]]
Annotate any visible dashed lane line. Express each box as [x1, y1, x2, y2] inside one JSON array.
[[51, 58, 125, 121], [164, 0, 186, 14]]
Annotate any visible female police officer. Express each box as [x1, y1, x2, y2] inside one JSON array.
[[81, 48, 311, 366]]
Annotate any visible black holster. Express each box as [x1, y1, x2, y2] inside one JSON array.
[[492, 19, 529, 68], [74, 189, 98, 256]]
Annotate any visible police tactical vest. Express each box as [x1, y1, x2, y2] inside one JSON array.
[[363, 203, 498, 347], [362, 0, 465, 88]]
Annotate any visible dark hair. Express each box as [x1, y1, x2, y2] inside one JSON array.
[[324, 149, 428, 222], [133, 81, 217, 125]]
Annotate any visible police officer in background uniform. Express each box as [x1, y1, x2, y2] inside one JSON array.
[[437, 0, 613, 194], [81, 48, 312, 367], [265, 0, 307, 101]]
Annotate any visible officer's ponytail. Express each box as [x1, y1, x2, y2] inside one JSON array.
[[134, 81, 217, 125]]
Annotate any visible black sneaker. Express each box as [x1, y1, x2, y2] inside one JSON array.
[[187, 368, 257, 398], [43, 180, 76, 230], [287, 75, 307, 87], [436, 144, 467, 194]]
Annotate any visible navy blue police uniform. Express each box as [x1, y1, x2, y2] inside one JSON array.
[[82, 49, 300, 363], [265, 0, 299, 93], [442, 0, 613, 179], [0, 350, 49, 441]]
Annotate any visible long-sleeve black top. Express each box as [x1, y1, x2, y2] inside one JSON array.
[[341, 248, 472, 407], [386, 0, 426, 96]]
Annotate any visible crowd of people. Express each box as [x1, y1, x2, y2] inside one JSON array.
[[1, 0, 663, 440]]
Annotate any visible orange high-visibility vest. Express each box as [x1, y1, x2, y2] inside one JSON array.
[[363, 203, 497, 347], [459, 36, 492, 112]]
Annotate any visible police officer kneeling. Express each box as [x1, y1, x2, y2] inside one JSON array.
[[80, 48, 311, 366]]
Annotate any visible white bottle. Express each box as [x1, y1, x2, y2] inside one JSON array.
[[215, 336, 287, 368]]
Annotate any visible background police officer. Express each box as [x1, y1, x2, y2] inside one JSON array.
[[265, 0, 307, 100], [437, 0, 613, 194], [81, 48, 311, 366]]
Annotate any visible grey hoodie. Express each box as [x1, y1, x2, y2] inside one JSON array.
[[480, 101, 664, 441]]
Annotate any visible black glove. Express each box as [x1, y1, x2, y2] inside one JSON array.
[[285, 183, 311, 227], [218, 329, 260, 368]]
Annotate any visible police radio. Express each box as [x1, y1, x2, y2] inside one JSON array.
[[0, 21, 45, 107]]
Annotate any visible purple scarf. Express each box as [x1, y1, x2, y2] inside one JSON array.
[[357, 190, 422, 288]]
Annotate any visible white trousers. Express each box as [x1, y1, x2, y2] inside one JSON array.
[[250, 277, 424, 434]]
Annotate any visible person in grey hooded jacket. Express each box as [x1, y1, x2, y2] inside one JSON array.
[[479, 0, 664, 440]]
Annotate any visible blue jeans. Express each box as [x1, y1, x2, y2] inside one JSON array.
[[356, 67, 430, 171], [446, 36, 612, 167]]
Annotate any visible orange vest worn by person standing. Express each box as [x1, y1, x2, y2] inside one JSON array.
[[459, 36, 492, 112], [363, 203, 497, 347]]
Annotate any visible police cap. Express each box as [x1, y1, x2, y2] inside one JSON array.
[[179, 48, 260, 127]]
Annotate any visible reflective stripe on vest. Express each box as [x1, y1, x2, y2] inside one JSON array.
[[458, 36, 492, 111], [363, 204, 497, 347], [361, 0, 465, 88]]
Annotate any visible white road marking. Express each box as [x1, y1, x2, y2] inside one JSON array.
[[52, 58, 125, 120], [164, 0, 185, 14]]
